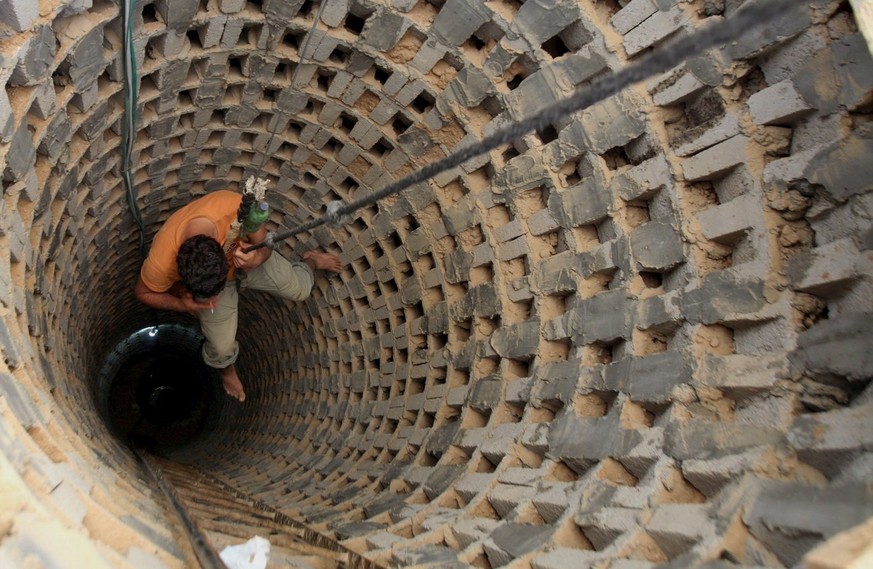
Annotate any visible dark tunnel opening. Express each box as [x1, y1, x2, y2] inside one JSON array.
[[96, 323, 224, 454]]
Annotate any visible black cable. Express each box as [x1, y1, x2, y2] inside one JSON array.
[[133, 446, 229, 569], [244, 0, 798, 253]]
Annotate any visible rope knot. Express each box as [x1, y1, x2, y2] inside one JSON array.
[[325, 200, 351, 228], [263, 231, 281, 251]]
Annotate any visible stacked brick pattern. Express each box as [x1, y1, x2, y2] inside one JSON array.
[[0, 0, 871, 568]]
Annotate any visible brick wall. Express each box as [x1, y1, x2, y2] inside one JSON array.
[[0, 0, 870, 567]]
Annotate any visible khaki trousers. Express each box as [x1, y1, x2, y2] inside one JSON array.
[[197, 253, 313, 369]]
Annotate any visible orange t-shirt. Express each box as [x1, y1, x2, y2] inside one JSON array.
[[140, 190, 242, 293]]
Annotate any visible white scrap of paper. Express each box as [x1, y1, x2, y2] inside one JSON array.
[[219, 536, 271, 569]]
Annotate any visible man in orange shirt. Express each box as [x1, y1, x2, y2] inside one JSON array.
[[135, 190, 342, 402]]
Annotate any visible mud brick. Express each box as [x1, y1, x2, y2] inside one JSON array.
[[697, 193, 759, 243], [216, 0, 245, 12], [681, 135, 748, 182], [0, 372, 37, 426], [152, 60, 191, 90], [611, 0, 658, 35], [3, 123, 35, 182], [446, 66, 493, 108], [421, 508, 463, 533], [681, 449, 762, 498], [789, 312, 873, 382], [744, 481, 873, 567], [362, 8, 407, 51], [491, 319, 540, 359], [696, 353, 785, 398], [425, 422, 460, 456], [549, 178, 610, 228], [148, 115, 179, 139], [795, 33, 873, 113], [576, 507, 640, 550], [481, 423, 525, 465], [527, 208, 559, 236], [665, 420, 783, 461], [155, 0, 199, 31], [510, 0, 580, 44], [506, 377, 533, 405], [38, 113, 72, 163], [27, 80, 56, 121], [452, 517, 500, 549], [787, 402, 873, 477], [496, 236, 530, 262], [603, 351, 691, 404], [423, 464, 465, 500], [430, 0, 491, 46], [504, 68, 565, 120], [531, 482, 573, 523], [492, 219, 524, 243], [567, 289, 632, 344], [400, 40, 441, 76], [681, 272, 767, 325], [533, 549, 606, 569], [548, 411, 643, 474], [722, 0, 809, 60], [647, 504, 713, 558], [457, 427, 487, 455], [444, 250, 474, 286], [675, 113, 741, 157], [528, 251, 579, 295], [395, 79, 427, 107], [630, 221, 684, 271], [531, 359, 586, 406], [202, 16, 229, 48], [488, 483, 537, 518], [652, 69, 704, 107], [316, 0, 348, 26], [486, 523, 554, 567], [520, 422, 549, 454], [393, 545, 465, 568], [636, 291, 682, 332], [544, 314, 569, 341], [580, 241, 621, 278], [619, 154, 672, 202], [613, 425, 663, 479], [624, 6, 687, 56], [805, 130, 873, 202], [0, 0, 38, 31], [749, 79, 812, 125], [10, 24, 56, 86], [469, 377, 502, 411], [579, 95, 647, 154]]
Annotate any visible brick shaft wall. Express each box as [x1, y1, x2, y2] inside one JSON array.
[[0, 0, 871, 567]]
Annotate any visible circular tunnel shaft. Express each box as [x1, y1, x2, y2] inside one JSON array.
[[0, 1, 872, 568]]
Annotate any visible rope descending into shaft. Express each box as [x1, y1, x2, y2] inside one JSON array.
[[244, 0, 798, 253]]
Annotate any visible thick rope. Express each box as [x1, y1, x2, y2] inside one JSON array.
[[244, 0, 798, 253]]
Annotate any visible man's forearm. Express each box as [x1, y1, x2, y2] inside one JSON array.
[[250, 245, 271, 268], [137, 289, 188, 312]]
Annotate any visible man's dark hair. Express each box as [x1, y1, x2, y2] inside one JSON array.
[[177, 235, 227, 299]]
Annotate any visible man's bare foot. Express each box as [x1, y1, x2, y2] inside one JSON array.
[[220, 365, 245, 402], [303, 250, 343, 273]]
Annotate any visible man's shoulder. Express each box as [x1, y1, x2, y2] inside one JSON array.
[[196, 189, 242, 204], [183, 190, 241, 216]]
